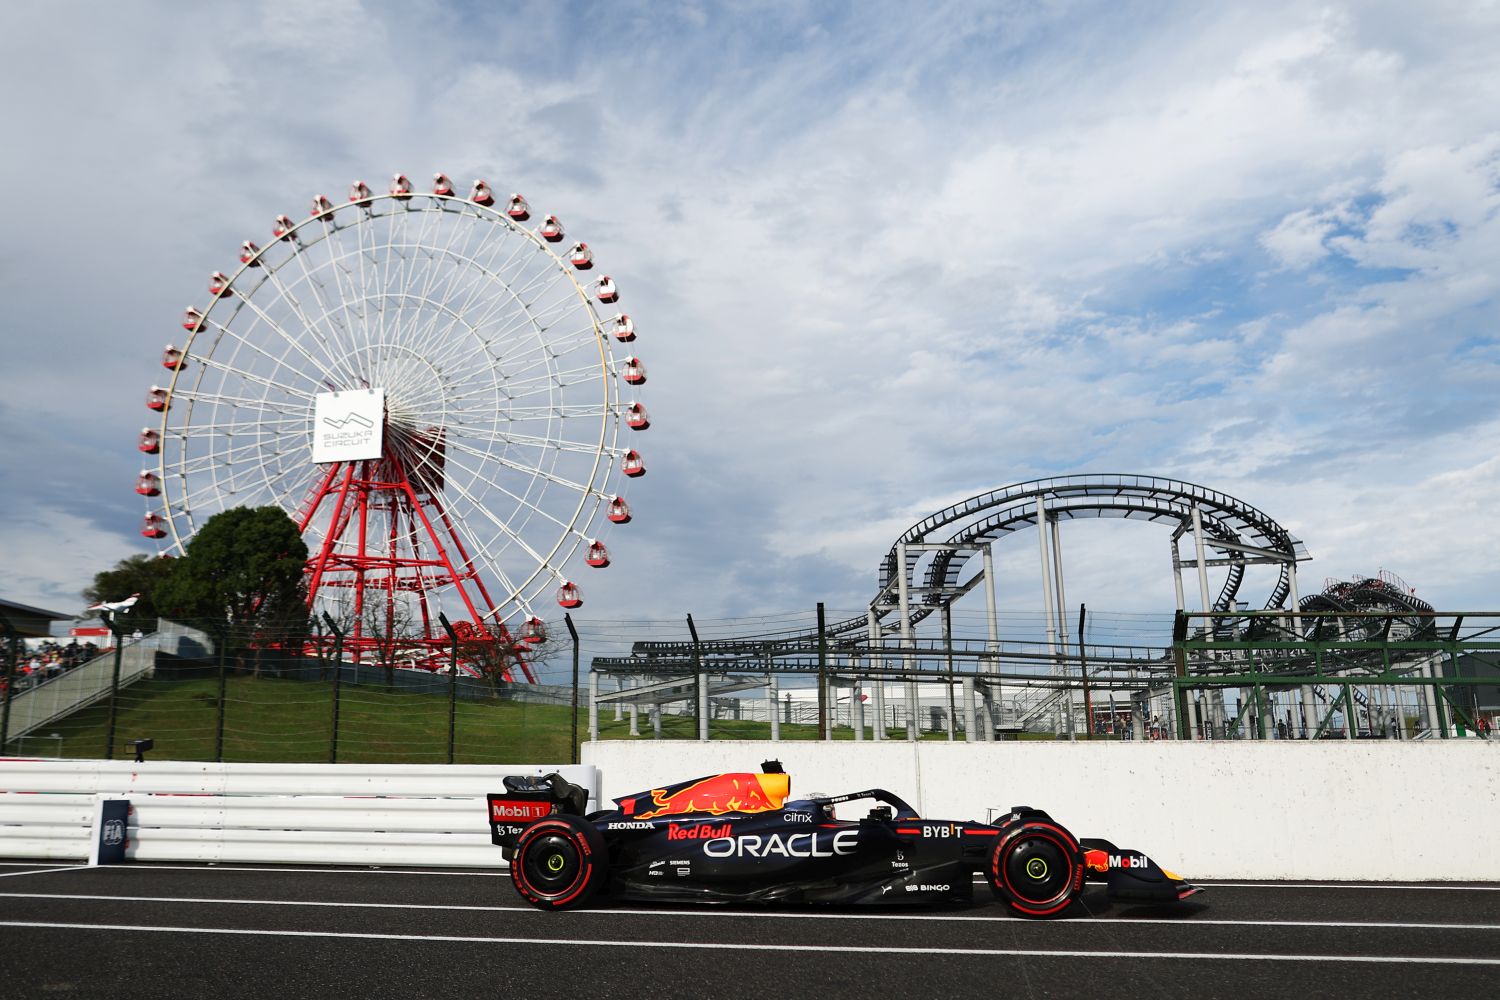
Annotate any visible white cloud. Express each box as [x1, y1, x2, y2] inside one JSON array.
[[1261, 209, 1337, 269], [0, 507, 139, 614], [5, 1, 1500, 635]]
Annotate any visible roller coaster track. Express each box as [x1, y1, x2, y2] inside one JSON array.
[[879, 474, 1305, 616], [600, 474, 1307, 672]]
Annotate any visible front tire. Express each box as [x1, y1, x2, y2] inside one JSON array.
[[988, 821, 1083, 918], [510, 814, 608, 910]]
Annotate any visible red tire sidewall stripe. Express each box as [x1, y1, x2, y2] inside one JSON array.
[[993, 823, 1080, 916], [512, 819, 595, 905]]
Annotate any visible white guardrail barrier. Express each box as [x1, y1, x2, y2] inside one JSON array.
[[4, 743, 1497, 879], [584, 740, 1500, 882], [0, 760, 598, 867]]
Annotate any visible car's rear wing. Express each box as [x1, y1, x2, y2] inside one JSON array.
[[486, 773, 590, 857]]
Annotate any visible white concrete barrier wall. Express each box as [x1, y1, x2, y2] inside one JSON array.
[[582, 740, 1500, 881], [0, 760, 598, 867]]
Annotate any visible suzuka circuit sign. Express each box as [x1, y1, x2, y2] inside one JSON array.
[[313, 389, 385, 463]]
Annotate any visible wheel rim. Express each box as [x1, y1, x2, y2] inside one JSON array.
[[1005, 834, 1071, 905], [522, 833, 581, 895]]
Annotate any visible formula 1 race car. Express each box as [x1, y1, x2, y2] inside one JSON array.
[[486, 762, 1202, 917]]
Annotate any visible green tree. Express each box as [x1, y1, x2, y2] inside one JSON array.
[[82, 553, 178, 629], [458, 625, 557, 694], [156, 506, 309, 672]]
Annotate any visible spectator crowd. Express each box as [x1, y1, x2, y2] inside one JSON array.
[[0, 639, 101, 697]]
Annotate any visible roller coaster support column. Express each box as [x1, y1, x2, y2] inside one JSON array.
[[1168, 529, 1197, 733], [767, 654, 780, 741], [982, 542, 1001, 722], [1287, 566, 1317, 738], [858, 668, 870, 740], [1170, 525, 1187, 612], [962, 676, 977, 742], [1078, 604, 1094, 739], [1172, 611, 1191, 740], [629, 677, 640, 737], [1050, 516, 1076, 741], [868, 611, 885, 741], [1191, 505, 1217, 740], [942, 602, 956, 741], [895, 546, 918, 742], [1421, 655, 1443, 736], [1036, 497, 1064, 737], [588, 671, 599, 741]]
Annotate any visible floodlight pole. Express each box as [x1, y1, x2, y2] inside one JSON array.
[[214, 623, 230, 762], [103, 611, 128, 761], [323, 613, 344, 763], [0, 611, 17, 750], [817, 603, 828, 739], [566, 614, 580, 764], [439, 614, 459, 765], [687, 614, 707, 741]]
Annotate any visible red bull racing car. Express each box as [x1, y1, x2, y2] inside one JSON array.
[[486, 762, 1202, 917]]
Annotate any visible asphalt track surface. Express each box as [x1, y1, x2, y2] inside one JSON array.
[[0, 861, 1495, 999]]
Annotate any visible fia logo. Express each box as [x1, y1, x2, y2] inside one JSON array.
[[102, 819, 125, 847]]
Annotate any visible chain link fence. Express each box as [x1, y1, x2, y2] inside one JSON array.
[[4, 607, 1495, 761]]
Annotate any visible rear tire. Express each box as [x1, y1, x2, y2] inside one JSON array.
[[987, 821, 1083, 918], [510, 814, 608, 910]]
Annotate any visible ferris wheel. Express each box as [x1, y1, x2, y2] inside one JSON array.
[[135, 173, 649, 677]]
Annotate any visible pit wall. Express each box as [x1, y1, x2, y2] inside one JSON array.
[[582, 740, 1500, 881], [0, 760, 598, 866]]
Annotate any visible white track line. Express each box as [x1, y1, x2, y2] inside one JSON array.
[[1194, 882, 1500, 891], [0, 921, 1496, 965], [0, 867, 88, 879], [964, 876, 1500, 891], [3, 893, 1497, 931], [31, 866, 1500, 890], [83, 864, 507, 877]]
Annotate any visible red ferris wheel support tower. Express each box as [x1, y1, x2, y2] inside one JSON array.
[[296, 426, 536, 683]]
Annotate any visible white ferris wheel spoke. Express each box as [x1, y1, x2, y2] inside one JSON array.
[[435, 460, 575, 591], [201, 291, 348, 389], [252, 255, 364, 389], [442, 437, 600, 496], [180, 352, 317, 402]]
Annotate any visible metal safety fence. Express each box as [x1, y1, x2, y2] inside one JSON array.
[[4, 607, 1495, 760]]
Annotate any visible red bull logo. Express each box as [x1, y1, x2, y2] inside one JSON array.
[[631, 772, 791, 819], [667, 823, 732, 841]]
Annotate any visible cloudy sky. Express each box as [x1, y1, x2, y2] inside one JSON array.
[[4, 0, 1499, 646]]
